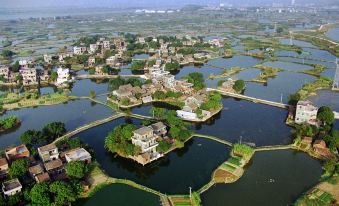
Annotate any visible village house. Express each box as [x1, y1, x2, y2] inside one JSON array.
[[88, 56, 96, 66], [43, 54, 53, 64], [59, 53, 73, 63], [28, 164, 44, 179], [20, 68, 38, 86], [137, 37, 146, 44], [106, 56, 117, 66], [19, 58, 34, 67], [56, 67, 71, 85], [112, 84, 133, 99], [131, 125, 163, 165], [73, 46, 87, 55], [102, 40, 110, 49], [2, 179, 22, 196], [5, 144, 30, 163], [0, 158, 9, 178], [149, 122, 167, 137], [35, 172, 51, 183], [95, 65, 104, 75], [0, 65, 14, 81], [219, 78, 236, 92], [38, 69, 50, 81], [295, 101, 318, 126], [64, 147, 92, 163], [89, 44, 98, 54], [313, 140, 333, 158], [38, 143, 59, 162], [44, 158, 64, 176]]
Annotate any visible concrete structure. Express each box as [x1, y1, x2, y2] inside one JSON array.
[[176, 110, 198, 120], [333, 58, 339, 90], [38, 143, 59, 162], [73, 46, 87, 55], [44, 158, 64, 175], [106, 56, 117, 66], [0, 65, 11, 80], [5, 144, 30, 163], [28, 164, 44, 178], [64, 148, 92, 163], [20, 68, 38, 86], [59, 53, 73, 63], [88, 56, 96, 66], [295, 101, 318, 126], [43, 54, 52, 64], [89, 44, 98, 54], [2, 179, 22, 196], [35, 172, 51, 183], [132, 127, 158, 154], [56, 67, 70, 85]]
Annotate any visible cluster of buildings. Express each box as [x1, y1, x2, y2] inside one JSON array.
[[131, 122, 168, 165], [0, 143, 91, 197]]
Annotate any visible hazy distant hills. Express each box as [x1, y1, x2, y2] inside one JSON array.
[[2, 0, 339, 9]]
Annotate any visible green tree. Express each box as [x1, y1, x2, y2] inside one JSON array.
[[233, 79, 245, 92], [42, 122, 66, 142], [150, 107, 166, 118], [49, 181, 77, 205], [131, 60, 146, 70], [156, 141, 172, 153], [66, 161, 87, 179], [1, 49, 14, 58], [11, 61, 20, 72], [288, 93, 301, 105], [323, 159, 336, 175], [20, 129, 43, 145], [317, 106, 334, 125], [152, 91, 167, 100], [183, 72, 205, 90], [165, 61, 180, 71], [30, 183, 51, 206], [108, 76, 125, 91], [276, 27, 284, 33], [50, 71, 58, 82], [9, 159, 28, 178]]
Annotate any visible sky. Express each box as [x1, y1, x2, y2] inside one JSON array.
[[1, 0, 339, 8]]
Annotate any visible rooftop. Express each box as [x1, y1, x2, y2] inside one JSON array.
[[2, 179, 22, 191], [35, 173, 51, 183], [29, 164, 44, 175], [44, 159, 63, 171], [38, 143, 57, 153], [65, 148, 91, 162], [0, 158, 8, 167], [134, 126, 153, 136]]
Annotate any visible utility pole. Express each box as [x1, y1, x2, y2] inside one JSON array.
[[239, 136, 242, 144], [280, 93, 283, 103], [333, 58, 339, 90], [189, 187, 192, 199]]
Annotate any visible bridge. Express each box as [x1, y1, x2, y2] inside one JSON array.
[[207, 88, 289, 109], [193, 133, 233, 147], [53, 113, 125, 143]]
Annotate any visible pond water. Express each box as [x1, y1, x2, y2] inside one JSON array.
[[0, 99, 113, 149], [173, 65, 223, 88], [308, 90, 339, 111], [76, 117, 230, 194], [278, 56, 336, 69], [207, 55, 260, 69], [201, 149, 322, 206], [279, 38, 316, 48], [303, 48, 337, 62], [232, 68, 261, 81], [193, 98, 292, 146], [326, 27, 339, 42], [244, 71, 317, 103], [76, 184, 160, 206], [69, 79, 109, 96], [262, 61, 313, 72]]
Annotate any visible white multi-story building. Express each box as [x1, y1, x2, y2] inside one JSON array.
[[56, 67, 70, 85], [102, 40, 110, 49], [20, 68, 38, 86], [295, 101, 318, 126], [43, 54, 52, 64], [64, 148, 92, 163], [89, 44, 98, 54], [73, 46, 87, 55], [131, 127, 158, 154], [106, 56, 116, 66], [38, 143, 59, 162]]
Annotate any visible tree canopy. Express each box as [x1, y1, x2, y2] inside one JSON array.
[[317, 106, 334, 125], [65, 161, 87, 179], [183, 72, 205, 90], [30, 183, 51, 206], [9, 159, 28, 178], [233, 79, 245, 92]]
